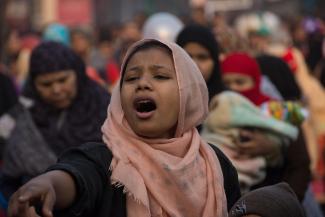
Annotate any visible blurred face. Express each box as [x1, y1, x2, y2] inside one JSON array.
[[71, 33, 91, 56], [183, 42, 214, 82], [222, 73, 254, 92], [34, 70, 78, 109], [121, 47, 179, 139]]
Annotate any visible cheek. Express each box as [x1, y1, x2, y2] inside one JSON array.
[[66, 76, 78, 97], [120, 88, 132, 114], [169, 85, 180, 119], [200, 61, 214, 80], [244, 79, 255, 89], [37, 87, 51, 98]]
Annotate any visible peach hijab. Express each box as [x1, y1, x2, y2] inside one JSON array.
[[101, 39, 227, 217]]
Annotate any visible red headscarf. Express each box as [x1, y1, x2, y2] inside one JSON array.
[[221, 52, 271, 105]]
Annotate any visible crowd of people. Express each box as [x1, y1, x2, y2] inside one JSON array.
[[1, 5, 325, 217]]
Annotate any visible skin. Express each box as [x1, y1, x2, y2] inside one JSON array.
[[121, 47, 180, 139], [183, 42, 214, 82], [222, 73, 254, 92], [34, 70, 77, 109]]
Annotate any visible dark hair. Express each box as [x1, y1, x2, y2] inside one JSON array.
[[120, 40, 172, 88]]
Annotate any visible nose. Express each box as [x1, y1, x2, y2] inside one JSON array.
[[136, 74, 152, 91], [51, 82, 63, 94]]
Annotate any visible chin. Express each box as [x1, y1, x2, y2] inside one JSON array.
[[53, 102, 72, 109]]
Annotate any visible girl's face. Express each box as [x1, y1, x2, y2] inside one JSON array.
[[222, 73, 254, 92], [183, 42, 214, 82], [121, 47, 180, 139], [34, 70, 78, 109]]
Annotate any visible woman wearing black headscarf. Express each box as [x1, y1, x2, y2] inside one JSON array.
[[176, 24, 225, 101], [256, 54, 301, 101], [0, 41, 110, 199]]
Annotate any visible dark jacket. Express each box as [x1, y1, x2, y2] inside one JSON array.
[[0, 73, 17, 117], [49, 142, 241, 217]]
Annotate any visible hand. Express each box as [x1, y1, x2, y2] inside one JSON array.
[[236, 129, 280, 158], [7, 173, 56, 217]]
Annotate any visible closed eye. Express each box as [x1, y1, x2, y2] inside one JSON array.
[[124, 76, 139, 82], [154, 75, 170, 80]]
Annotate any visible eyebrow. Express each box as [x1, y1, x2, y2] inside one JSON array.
[[127, 64, 173, 72], [126, 66, 141, 72], [37, 74, 70, 85], [150, 65, 175, 74]]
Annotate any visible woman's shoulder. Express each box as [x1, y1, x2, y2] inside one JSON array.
[[208, 143, 234, 169], [208, 143, 241, 210]]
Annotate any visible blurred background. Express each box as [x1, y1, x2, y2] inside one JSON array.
[[1, 1, 325, 216], [0, 0, 324, 61]]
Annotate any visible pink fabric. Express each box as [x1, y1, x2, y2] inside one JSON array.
[[101, 39, 227, 217]]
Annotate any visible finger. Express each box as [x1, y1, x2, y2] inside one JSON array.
[[237, 141, 255, 148], [8, 193, 19, 217], [42, 190, 55, 217], [28, 206, 41, 217], [238, 145, 258, 155], [18, 186, 43, 204], [16, 200, 30, 217]]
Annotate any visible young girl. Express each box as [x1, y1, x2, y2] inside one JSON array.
[[7, 39, 240, 217]]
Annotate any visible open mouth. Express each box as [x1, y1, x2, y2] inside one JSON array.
[[134, 99, 157, 113]]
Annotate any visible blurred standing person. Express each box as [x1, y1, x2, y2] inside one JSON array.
[[256, 54, 302, 101], [176, 24, 225, 101], [89, 26, 120, 90], [220, 52, 311, 201], [70, 26, 106, 87], [0, 41, 110, 201]]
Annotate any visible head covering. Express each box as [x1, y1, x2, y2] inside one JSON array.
[[28, 41, 87, 83], [256, 54, 301, 100], [43, 23, 70, 46], [176, 24, 225, 101], [23, 41, 110, 155], [101, 39, 227, 217], [221, 52, 271, 105], [229, 182, 306, 217]]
